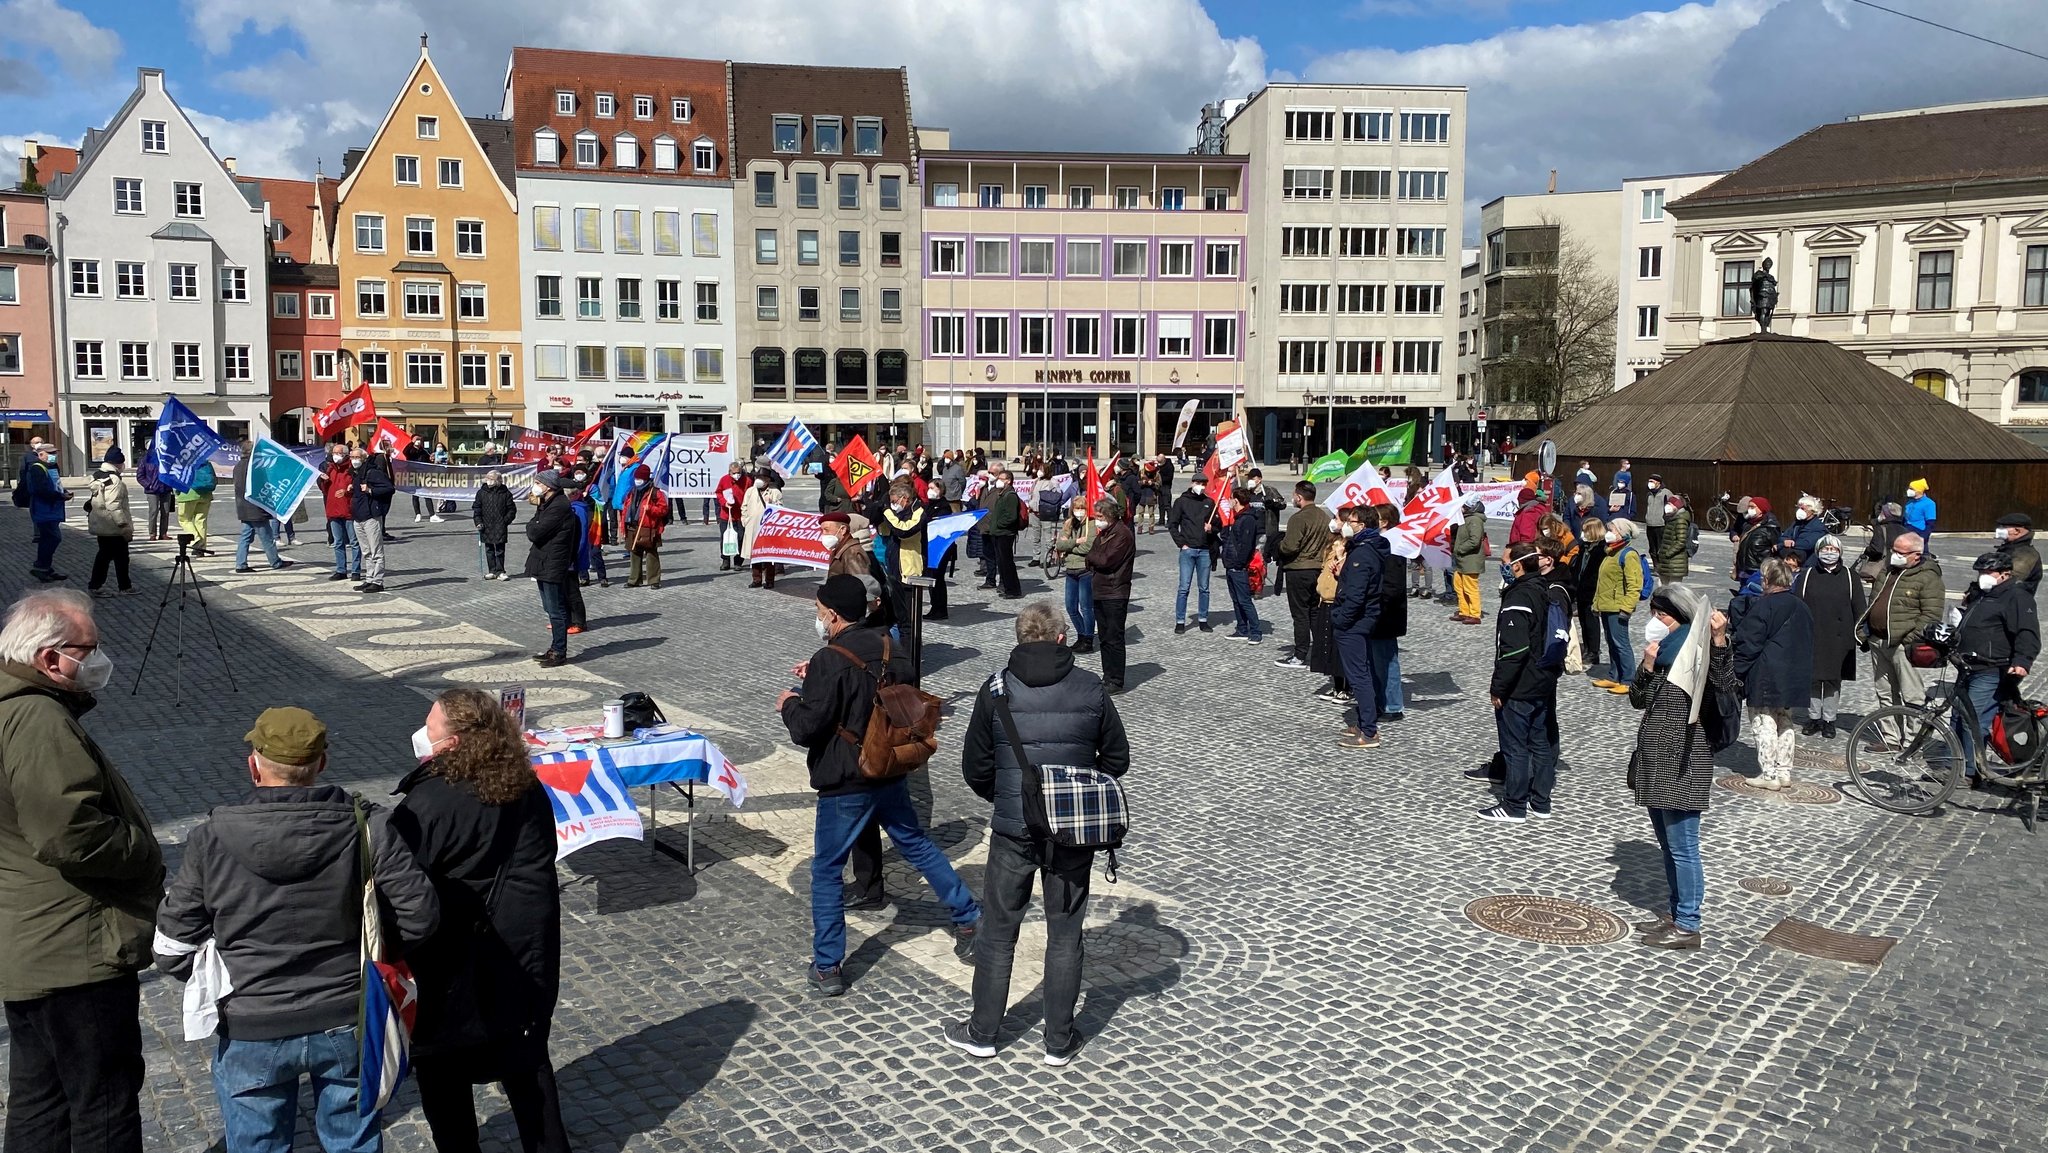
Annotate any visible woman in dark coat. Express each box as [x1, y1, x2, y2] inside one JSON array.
[[472, 470, 518, 580], [391, 687, 566, 1153], [1792, 533, 1864, 739], [1573, 516, 1607, 670], [522, 473, 580, 666], [1732, 560, 1815, 790], [1368, 503, 1408, 720]]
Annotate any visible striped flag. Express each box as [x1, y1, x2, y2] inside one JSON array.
[[533, 752, 643, 857], [927, 508, 987, 569], [767, 418, 818, 478]]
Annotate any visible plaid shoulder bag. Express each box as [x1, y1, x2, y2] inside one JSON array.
[[989, 671, 1130, 880]]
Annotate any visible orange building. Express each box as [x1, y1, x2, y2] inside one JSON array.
[[336, 36, 522, 456]]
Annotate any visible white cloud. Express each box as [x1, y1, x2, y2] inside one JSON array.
[[0, 0, 122, 79], [0, 130, 80, 189]]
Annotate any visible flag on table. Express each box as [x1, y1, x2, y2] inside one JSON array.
[[1304, 449, 1352, 484], [767, 417, 817, 478], [1354, 420, 1416, 468], [927, 509, 986, 569], [533, 751, 644, 857], [244, 437, 321, 520], [832, 434, 882, 497], [148, 396, 225, 493], [567, 418, 611, 454], [366, 418, 412, 458], [311, 384, 376, 440]]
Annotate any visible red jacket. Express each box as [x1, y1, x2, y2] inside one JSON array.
[[623, 484, 670, 545], [1509, 494, 1547, 545], [714, 474, 745, 521], [316, 460, 354, 519]]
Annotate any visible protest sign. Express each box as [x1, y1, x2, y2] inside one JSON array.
[[243, 437, 321, 520], [390, 459, 537, 502], [747, 505, 831, 569], [506, 425, 575, 464], [149, 397, 225, 493], [659, 432, 733, 498]]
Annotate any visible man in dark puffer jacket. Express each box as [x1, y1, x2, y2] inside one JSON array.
[[947, 600, 1129, 1067]]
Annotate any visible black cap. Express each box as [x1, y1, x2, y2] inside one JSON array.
[[818, 574, 869, 623], [1997, 512, 2033, 529], [1975, 551, 2014, 574]]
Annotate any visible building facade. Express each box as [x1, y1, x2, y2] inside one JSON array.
[[917, 144, 1249, 459], [503, 48, 737, 439], [1474, 189, 1621, 446], [336, 38, 523, 457], [1225, 83, 1467, 466], [1614, 172, 1724, 388], [46, 68, 273, 470], [730, 63, 920, 456], [1665, 99, 2048, 443], [0, 188, 59, 467], [255, 175, 342, 443]]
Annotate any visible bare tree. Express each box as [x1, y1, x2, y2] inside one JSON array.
[[1486, 218, 1618, 424]]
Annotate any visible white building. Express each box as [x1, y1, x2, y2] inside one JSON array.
[[1614, 172, 1725, 388], [48, 68, 273, 469]]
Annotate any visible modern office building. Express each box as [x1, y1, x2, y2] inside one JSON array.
[[1615, 171, 1725, 388], [917, 140, 1249, 459], [46, 67, 273, 470], [0, 188, 59, 466], [502, 48, 737, 439], [256, 174, 342, 443], [1225, 83, 1467, 465], [730, 62, 920, 456]]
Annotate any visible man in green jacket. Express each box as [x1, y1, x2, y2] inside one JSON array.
[[0, 589, 163, 1153], [1451, 497, 1489, 623], [1858, 531, 1946, 743], [1654, 494, 1693, 583], [979, 470, 1025, 599], [1274, 481, 1332, 669]]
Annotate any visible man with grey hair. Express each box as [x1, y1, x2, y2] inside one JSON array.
[[0, 589, 163, 1153], [1858, 530, 1945, 745], [947, 598, 1129, 1066]]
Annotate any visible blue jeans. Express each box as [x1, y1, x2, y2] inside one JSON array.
[[537, 579, 569, 653], [812, 777, 979, 971], [1175, 547, 1212, 623], [1648, 808, 1703, 932], [1335, 630, 1377, 736], [1064, 572, 1095, 639], [1224, 567, 1261, 639], [1953, 668, 2002, 780], [236, 521, 282, 568], [1369, 637, 1404, 714], [328, 518, 361, 576], [213, 1025, 379, 1153], [31, 521, 61, 572], [1603, 612, 1636, 682], [1499, 697, 1557, 815]]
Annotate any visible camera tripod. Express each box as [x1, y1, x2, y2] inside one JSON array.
[[131, 534, 237, 700]]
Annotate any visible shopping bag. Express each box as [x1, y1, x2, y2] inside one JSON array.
[[721, 526, 740, 557], [352, 801, 417, 1117]]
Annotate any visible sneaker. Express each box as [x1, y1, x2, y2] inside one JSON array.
[[91, 588, 113, 599], [1477, 803, 1527, 823], [414, 514, 425, 522], [1273, 656, 1309, 670], [1528, 805, 1553, 819], [807, 964, 845, 998], [1312, 683, 1339, 701], [1174, 622, 1188, 636], [1331, 691, 1354, 705], [1640, 925, 1702, 951], [944, 1021, 996, 1059], [1044, 1031, 1086, 1068], [1226, 629, 1247, 639], [951, 916, 979, 962], [429, 515, 446, 523], [1337, 732, 1381, 750], [1461, 765, 1500, 781], [1245, 633, 1262, 645], [269, 560, 293, 570]]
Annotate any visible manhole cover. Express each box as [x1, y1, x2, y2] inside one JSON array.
[[1739, 876, 1795, 896], [1791, 747, 1847, 771], [1761, 917, 1899, 967], [1716, 775, 1843, 804], [1464, 895, 1628, 946]]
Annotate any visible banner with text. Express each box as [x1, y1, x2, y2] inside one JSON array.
[[244, 437, 321, 521], [506, 425, 575, 464], [659, 432, 734, 498], [746, 506, 831, 569], [391, 459, 538, 502]]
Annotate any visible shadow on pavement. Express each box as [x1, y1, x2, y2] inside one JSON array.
[[1607, 837, 1671, 914], [573, 637, 668, 661], [533, 1000, 759, 1153]]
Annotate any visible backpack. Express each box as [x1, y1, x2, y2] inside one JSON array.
[[989, 671, 1130, 879], [1991, 699, 2047, 765], [1686, 515, 1701, 558], [827, 637, 943, 781], [1536, 592, 1573, 671], [1626, 547, 1654, 600], [11, 475, 27, 508], [618, 692, 666, 732]]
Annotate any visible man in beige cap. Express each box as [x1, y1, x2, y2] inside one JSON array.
[[156, 707, 438, 1151]]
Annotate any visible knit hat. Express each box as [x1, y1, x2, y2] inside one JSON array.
[[1748, 496, 1772, 518], [632, 463, 653, 482], [817, 574, 869, 624], [533, 469, 564, 491], [1909, 478, 1929, 494]]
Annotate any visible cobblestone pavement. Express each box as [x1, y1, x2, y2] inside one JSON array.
[[3, 496, 2045, 1152]]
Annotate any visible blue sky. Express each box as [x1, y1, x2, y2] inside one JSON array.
[[5, 0, 2046, 240]]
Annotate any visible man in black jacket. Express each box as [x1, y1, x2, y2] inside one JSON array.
[[1479, 542, 1566, 822], [1168, 479, 1217, 633], [979, 470, 1025, 598], [1086, 499, 1136, 693], [778, 575, 981, 998], [348, 446, 395, 593], [155, 707, 438, 1152], [1330, 505, 1383, 748], [1953, 551, 2040, 787], [522, 471, 579, 667], [1218, 488, 1266, 643], [1995, 513, 2043, 598], [946, 600, 1129, 1066]]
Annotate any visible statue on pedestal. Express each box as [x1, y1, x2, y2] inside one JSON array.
[[1751, 257, 1779, 332]]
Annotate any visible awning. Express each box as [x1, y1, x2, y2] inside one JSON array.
[[393, 260, 452, 275], [738, 402, 925, 426]]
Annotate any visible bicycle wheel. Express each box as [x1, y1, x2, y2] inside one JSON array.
[[1848, 705, 1964, 814], [1704, 506, 1730, 534], [1822, 508, 1850, 534]]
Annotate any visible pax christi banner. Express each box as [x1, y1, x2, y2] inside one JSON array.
[[311, 384, 376, 440], [831, 434, 882, 497], [659, 433, 734, 498], [747, 506, 832, 569], [244, 437, 321, 521]]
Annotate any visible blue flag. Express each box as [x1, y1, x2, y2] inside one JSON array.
[[148, 396, 225, 493], [244, 437, 320, 521], [608, 433, 668, 509], [927, 508, 987, 569]]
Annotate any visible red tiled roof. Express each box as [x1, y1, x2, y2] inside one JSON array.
[[729, 62, 913, 173], [28, 144, 79, 186], [252, 176, 341, 263], [506, 47, 730, 178]]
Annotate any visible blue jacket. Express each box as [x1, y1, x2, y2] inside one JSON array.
[[1330, 529, 1384, 636], [1733, 589, 1816, 709], [22, 460, 67, 525], [1904, 493, 1937, 536], [1782, 515, 1827, 562], [1218, 506, 1264, 570]]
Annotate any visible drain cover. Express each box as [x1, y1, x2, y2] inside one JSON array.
[[1739, 876, 1794, 897], [1791, 746, 1847, 771], [1716, 775, 1843, 805], [1464, 895, 1628, 946], [1761, 917, 1899, 966]]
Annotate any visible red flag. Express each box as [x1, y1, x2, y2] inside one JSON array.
[[832, 434, 882, 497], [1204, 456, 1236, 526], [1094, 451, 1120, 486], [1084, 448, 1105, 515], [311, 384, 376, 439], [567, 418, 611, 453], [366, 418, 412, 458]]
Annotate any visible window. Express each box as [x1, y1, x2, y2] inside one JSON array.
[[689, 347, 718, 382], [2027, 245, 2048, 309], [1110, 315, 1143, 357], [406, 216, 435, 255], [70, 259, 100, 296], [576, 345, 606, 380], [536, 275, 562, 318], [403, 281, 442, 319], [458, 283, 485, 320], [555, 91, 575, 116], [1340, 168, 1391, 200], [1393, 284, 1443, 314], [630, 94, 653, 121], [975, 238, 1009, 275], [1203, 316, 1237, 358], [1641, 188, 1666, 221], [534, 129, 560, 165], [1283, 168, 1332, 200], [1066, 315, 1100, 357], [173, 181, 203, 217], [350, 213, 388, 256], [1280, 284, 1329, 313], [756, 286, 779, 321], [755, 230, 778, 263], [695, 281, 718, 321], [1285, 109, 1334, 141], [977, 183, 1004, 209], [1114, 186, 1141, 210], [116, 262, 146, 299], [2020, 369, 2048, 404], [1720, 260, 1753, 317], [394, 155, 419, 185], [1281, 226, 1330, 257], [1018, 239, 1052, 276], [1337, 283, 1387, 313], [693, 139, 715, 172], [1160, 187, 1185, 211], [222, 345, 251, 381], [357, 279, 387, 316], [577, 276, 602, 319], [932, 182, 959, 207], [1067, 239, 1101, 276], [798, 287, 820, 321], [615, 346, 646, 381], [752, 171, 778, 209], [1636, 305, 1660, 338], [1018, 314, 1050, 356], [358, 350, 389, 386], [459, 352, 489, 389], [814, 117, 842, 154], [1205, 241, 1240, 277], [930, 238, 965, 273], [167, 263, 198, 300], [1636, 245, 1664, 279], [752, 347, 787, 397], [1278, 340, 1325, 375], [574, 133, 599, 167], [498, 351, 516, 391], [309, 294, 334, 319], [1156, 315, 1192, 357], [880, 232, 902, 267], [530, 205, 559, 250], [614, 209, 641, 253], [141, 120, 167, 152], [774, 115, 801, 152], [1335, 340, 1383, 375], [1396, 228, 1447, 258], [120, 342, 150, 379], [113, 178, 143, 213], [1400, 111, 1451, 143], [175, 343, 203, 380], [647, 135, 678, 171], [836, 172, 859, 211], [219, 267, 247, 301], [930, 313, 966, 356], [311, 351, 337, 379], [1344, 110, 1392, 141], [1068, 185, 1094, 209], [613, 135, 639, 168], [655, 279, 681, 321], [976, 314, 1008, 356], [616, 277, 642, 320], [1010, 184, 1044, 210], [455, 219, 483, 257], [654, 347, 687, 382], [1916, 250, 1954, 311], [595, 93, 616, 118], [1397, 170, 1448, 201], [881, 286, 904, 324], [798, 230, 819, 266], [1159, 241, 1194, 278], [411, 114, 438, 140], [406, 352, 444, 388], [573, 208, 601, 252], [880, 175, 901, 210], [1204, 187, 1230, 211], [74, 340, 104, 377], [1392, 340, 1441, 375], [0, 267, 12, 305], [1112, 241, 1147, 277], [855, 118, 883, 155], [838, 288, 860, 322], [1815, 256, 1852, 314], [835, 230, 859, 267], [797, 172, 819, 208], [673, 98, 692, 122]]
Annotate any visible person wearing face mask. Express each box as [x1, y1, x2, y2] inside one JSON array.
[[1330, 505, 1385, 749], [1791, 534, 1864, 739], [22, 440, 70, 581], [1589, 519, 1646, 692], [1309, 509, 1353, 705], [621, 463, 671, 589], [1274, 482, 1332, 670], [521, 471, 579, 667], [0, 590, 164, 1153], [742, 474, 785, 590], [978, 470, 1025, 599], [1858, 501, 1908, 578], [473, 469, 519, 581], [1733, 496, 1778, 583], [1652, 492, 1691, 585], [1167, 478, 1218, 634], [348, 446, 396, 594], [136, 449, 176, 541], [1780, 495, 1827, 564], [155, 706, 437, 1153], [1218, 487, 1267, 645], [714, 463, 749, 571], [1855, 531, 1944, 746], [821, 511, 871, 579], [1642, 474, 1666, 557], [1950, 552, 2039, 788], [1732, 560, 1815, 790], [1450, 494, 1489, 624], [1083, 498, 1136, 693], [231, 439, 295, 575], [315, 444, 362, 583], [879, 479, 930, 631], [1993, 513, 2042, 598], [84, 459, 136, 597], [1051, 498, 1098, 652], [1902, 479, 1937, 556], [1476, 542, 1566, 821]]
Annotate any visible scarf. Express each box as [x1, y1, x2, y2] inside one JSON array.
[[1657, 583, 1715, 724]]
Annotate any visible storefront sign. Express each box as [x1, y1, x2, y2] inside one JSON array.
[[1302, 394, 1410, 406], [80, 403, 155, 417], [0, 409, 52, 422], [1033, 369, 1134, 385]]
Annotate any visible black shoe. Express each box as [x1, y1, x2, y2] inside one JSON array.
[[1196, 621, 1213, 633], [1477, 803, 1526, 823], [537, 651, 567, 668], [359, 583, 384, 594], [951, 916, 979, 962], [1822, 722, 1838, 740], [531, 650, 555, 662], [234, 566, 255, 574], [271, 559, 294, 570], [845, 893, 889, 912], [944, 1021, 996, 1059], [1640, 925, 1702, 950], [1174, 623, 1188, 636], [1044, 1031, 1086, 1067], [328, 572, 349, 581], [352, 583, 368, 591], [1800, 721, 1823, 737], [807, 964, 845, 998], [1069, 639, 1095, 654], [1380, 711, 1404, 722], [1461, 766, 1498, 781], [1106, 682, 1125, 695], [924, 611, 949, 621]]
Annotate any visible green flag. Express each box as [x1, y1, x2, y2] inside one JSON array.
[[1304, 450, 1352, 483], [1353, 421, 1416, 468]]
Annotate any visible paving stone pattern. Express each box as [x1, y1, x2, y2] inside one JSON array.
[[3, 498, 2046, 1151]]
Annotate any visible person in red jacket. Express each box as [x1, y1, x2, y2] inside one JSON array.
[[714, 461, 748, 571], [622, 464, 671, 588], [313, 444, 361, 582]]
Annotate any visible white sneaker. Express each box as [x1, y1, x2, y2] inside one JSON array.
[[430, 515, 445, 523], [414, 513, 424, 522]]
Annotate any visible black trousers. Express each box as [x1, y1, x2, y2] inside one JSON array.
[[89, 537, 132, 591], [414, 1038, 569, 1153], [1094, 597, 1128, 687], [562, 574, 587, 629], [967, 833, 1093, 1050], [1577, 597, 1602, 666], [927, 559, 950, 617], [985, 534, 1021, 596], [5, 974, 145, 1153], [1646, 525, 1665, 558], [1285, 576, 1319, 657], [850, 820, 885, 901]]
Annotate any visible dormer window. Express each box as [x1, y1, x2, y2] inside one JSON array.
[[692, 138, 716, 173], [416, 116, 438, 139], [773, 115, 801, 153], [613, 134, 639, 169], [634, 95, 654, 120], [814, 117, 842, 154], [555, 91, 574, 116], [672, 98, 692, 122], [652, 136, 679, 172], [140, 120, 167, 153], [574, 131, 599, 168], [533, 128, 560, 166], [854, 116, 883, 156], [595, 93, 616, 118]]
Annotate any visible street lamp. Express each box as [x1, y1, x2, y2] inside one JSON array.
[[0, 387, 10, 482]]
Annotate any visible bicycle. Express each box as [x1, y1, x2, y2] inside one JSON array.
[[1813, 495, 1854, 536], [1846, 636, 2048, 828], [1702, 492, 1744, 534]]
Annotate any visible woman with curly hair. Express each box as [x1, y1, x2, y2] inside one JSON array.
[[390, 688, 566, 1153]]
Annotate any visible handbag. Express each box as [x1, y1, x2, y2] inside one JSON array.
[[351, 800, 417, 1117], [1563, 619, 1586, 675], [989, 671, 1129, 880]]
